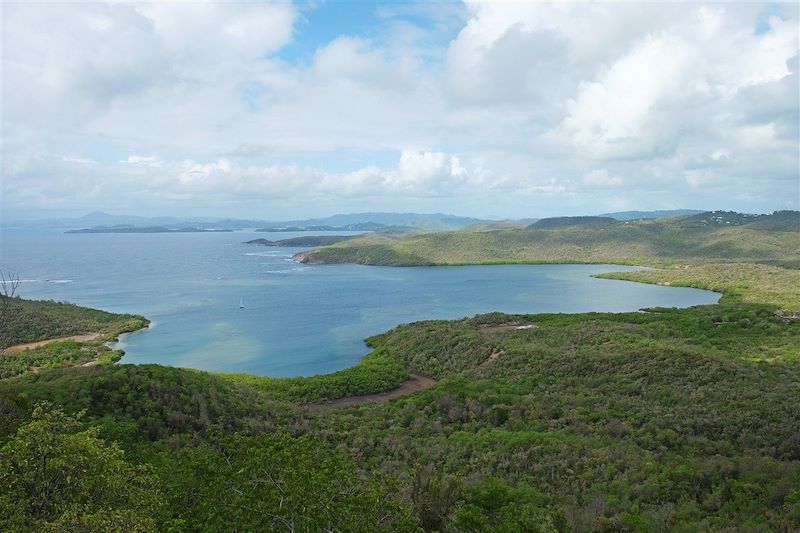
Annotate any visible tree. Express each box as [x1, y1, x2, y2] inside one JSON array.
[[163, 432, 420, 532], [0, 403, 163, 532]]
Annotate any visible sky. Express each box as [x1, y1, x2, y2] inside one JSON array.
[[1, 0, 798, 221]]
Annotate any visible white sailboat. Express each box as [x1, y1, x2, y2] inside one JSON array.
[[239, 297, 245, 309]]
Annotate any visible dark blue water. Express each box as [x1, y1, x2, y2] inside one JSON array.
[[1, 229, 720, 376]]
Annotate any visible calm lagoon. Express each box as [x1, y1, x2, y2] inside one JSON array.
[[1, 229, 720, 376]]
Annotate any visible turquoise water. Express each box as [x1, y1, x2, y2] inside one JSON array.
[[1, 229, 720, 376]]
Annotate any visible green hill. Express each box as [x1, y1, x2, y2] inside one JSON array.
[[599, 209, 706, 220], [528, 216, 617, 229], [2, 215, 800, 531], [0, 296, 148, 349], [299, 211, 800, 267], [2, 266, 800, 530]]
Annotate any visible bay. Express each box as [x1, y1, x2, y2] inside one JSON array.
[[1, 229, 720, 376]]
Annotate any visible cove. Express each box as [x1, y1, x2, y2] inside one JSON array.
[[1, 229, 720, 376]]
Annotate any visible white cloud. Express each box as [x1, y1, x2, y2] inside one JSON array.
[[121, 155, 163, 168], [684, 169, 715, 188], [391, 150, 466, 193], [582, 169, 623, 188], [557, 34, 694, 158], [62, 156, 96, 165], [137, 2, 296, 62], [1, 1, 798, 218]]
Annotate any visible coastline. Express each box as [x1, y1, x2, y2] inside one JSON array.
[[8, 260, 780, 406]]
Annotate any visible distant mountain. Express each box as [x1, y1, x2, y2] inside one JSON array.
[[76, 211, 189, 226], [599, 209, 705, 220], [66, 226, 233, 234], [11, 211, 226, 229], [270, 212, 486, 231], [11, 211, 487, 232]]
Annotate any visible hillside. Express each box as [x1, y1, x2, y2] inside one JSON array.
[[1, 264, 799, 530], [528, 216, 617, 229], [0, 296, 149, 379], [599, 209, 705, 220], [299, 210, 800, 267], [255, 222, 391, 232], [0, 296, 148, 349]]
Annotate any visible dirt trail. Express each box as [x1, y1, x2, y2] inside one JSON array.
[[3, 333, 100, 354], [313, 374, 438, 409]]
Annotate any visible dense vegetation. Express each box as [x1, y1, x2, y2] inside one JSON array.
[[0, 295, 148, 348], [597, 263, 800, 311], [0, 340, 126, 380], [218, 350, 410, 403], [299, 210, 800, 268], [0, 404, 163, 531], [2, 226, 799, 530], [2, 295, 799, 529], [0, 402, 417, 532]]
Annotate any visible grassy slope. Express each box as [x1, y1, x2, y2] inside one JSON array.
[[301, 211, 800, 268], [597, 263, 800, 311]]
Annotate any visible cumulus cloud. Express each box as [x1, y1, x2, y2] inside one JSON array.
[[557, 34, 694, 158], [582, 169, 623, 188], [1, 1, 798, 218], [138, 2, 295, 62]]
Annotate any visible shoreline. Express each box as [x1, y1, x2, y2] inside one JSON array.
[[5, 261, 754, 406]]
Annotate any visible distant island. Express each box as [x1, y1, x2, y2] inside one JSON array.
[[21, 211, 489, 232], [17, 209, 712, 233], [296, 210, 800, 267], [66, 226, 234, 234], [246, 235, 357, 247]]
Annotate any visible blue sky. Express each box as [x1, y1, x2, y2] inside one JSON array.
[[280, 1, 463, 63], [2, 1, 798, 220]]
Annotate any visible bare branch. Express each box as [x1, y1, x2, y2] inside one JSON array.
[[0, 270, 20, 298], [0, 270, 21, 338]]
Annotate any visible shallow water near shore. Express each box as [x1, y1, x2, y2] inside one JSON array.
[[1, 229, 720, 376]]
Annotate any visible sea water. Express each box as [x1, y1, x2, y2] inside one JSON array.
[[0, 229, 720, 376]]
